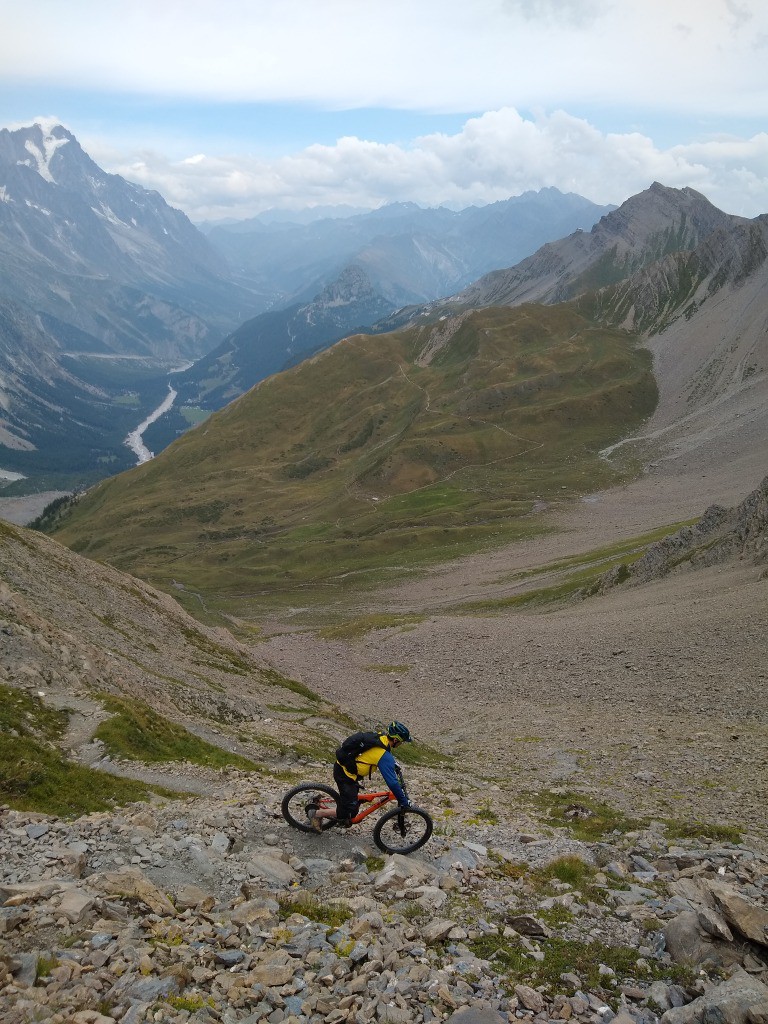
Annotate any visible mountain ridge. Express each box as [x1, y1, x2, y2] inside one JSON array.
[[205, 188, 615, 309], [454, 182, 744, 309]]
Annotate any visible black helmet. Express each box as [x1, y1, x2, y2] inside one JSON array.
[[386, 720, 412, 743]]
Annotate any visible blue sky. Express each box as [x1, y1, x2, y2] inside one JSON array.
[[2, 0, 767, 220]]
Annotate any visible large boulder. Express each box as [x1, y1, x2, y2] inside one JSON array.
[[86, 867, 176, 916], [660, 970, 768, 1024], [708, 882, 768, 948]]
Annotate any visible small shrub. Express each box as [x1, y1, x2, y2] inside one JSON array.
[[36, 956, 59, 980], [167, 994, 214, 1012]]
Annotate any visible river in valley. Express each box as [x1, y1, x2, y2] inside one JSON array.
[[124, 384, 177, 464]]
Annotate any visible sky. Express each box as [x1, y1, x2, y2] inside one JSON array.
[[1, 0, 767, 221]]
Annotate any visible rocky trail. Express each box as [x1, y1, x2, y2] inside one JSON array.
[[2, 765, 768, 1024]]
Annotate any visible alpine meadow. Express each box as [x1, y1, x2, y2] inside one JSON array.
[[49, 304, 656, 623]]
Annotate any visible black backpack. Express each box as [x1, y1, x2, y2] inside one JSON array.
[[336, 731, 385, 773]]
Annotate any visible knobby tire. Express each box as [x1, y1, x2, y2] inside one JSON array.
[[373, 806, 433, 854]]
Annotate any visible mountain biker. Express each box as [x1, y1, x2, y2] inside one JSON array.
[[309, 721, 412, 831]]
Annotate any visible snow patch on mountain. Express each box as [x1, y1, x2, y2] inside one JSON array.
[[23, 128, 69, 184]]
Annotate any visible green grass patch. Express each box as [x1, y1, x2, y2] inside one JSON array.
[[257, 666, 322, 703], [661, 819, 743, 844], [265, 703, 314, 715], [167, 995, 215, 1012], [94, 695, 259, 770], [466, 799, 500, 825], [499, 520, 698, 584], [526, 787, 742, 845], [2, 687, 170, 816], [396, 740, 451, 769], [528, 790, 645, 841], [279, 893, 353, 928], [455, 552, 646, 612], [534, 854, 596, 887], [36, 956, 60, 980], [0, 683, 69, 740], [468, 933, 694, 993]]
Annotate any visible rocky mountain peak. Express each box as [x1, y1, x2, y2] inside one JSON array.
[[595, 181, 734, 249], [455, 183, 744, 309], [313, 264, 378, 307]]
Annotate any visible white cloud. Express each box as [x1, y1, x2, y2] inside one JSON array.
[[92, 108, 768, 220], [4, 2, 767, 220], [1, 0, 767, 116]]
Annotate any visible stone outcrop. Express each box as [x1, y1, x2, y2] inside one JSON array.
[[587, 475, 768, 597]]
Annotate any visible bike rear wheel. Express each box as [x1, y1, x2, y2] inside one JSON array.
[[281, 783, 339, 833], [373, 806, 433, 854]]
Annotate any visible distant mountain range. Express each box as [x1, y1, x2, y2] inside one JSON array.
[[203, 190, 616, 308], [0, 123, 258, 357], [0, 123, 264, 489], [0, 122, 617, 492]]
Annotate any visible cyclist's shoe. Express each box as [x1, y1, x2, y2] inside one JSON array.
[[336, 817, 352, 829], [305, 806, 323, 831]]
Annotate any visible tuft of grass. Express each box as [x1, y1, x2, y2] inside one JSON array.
[[35, 956, 60, 980], [466, 800, 500, 825], [279, 893, 352, 928], [661, 819, 743, 844], [94, 695, 259, 770], [167, 995, 215, 1012], [534, 854, 596, 887]]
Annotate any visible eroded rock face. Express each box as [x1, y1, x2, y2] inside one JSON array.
[[590, 475, 768, 596]]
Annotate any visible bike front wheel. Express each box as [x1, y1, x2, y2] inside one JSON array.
[[281, 783, 339, 833], [373, 806, 433, 854]]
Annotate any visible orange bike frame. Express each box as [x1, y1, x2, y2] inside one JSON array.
[[317, 788, 395, 824]]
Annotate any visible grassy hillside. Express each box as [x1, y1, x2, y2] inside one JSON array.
[[51, 304, 656, 621]]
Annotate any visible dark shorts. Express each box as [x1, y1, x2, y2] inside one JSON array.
[[333, 762, 360, 823]]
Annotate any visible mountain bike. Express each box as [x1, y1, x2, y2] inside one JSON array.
[[281, 766, 433, 854]]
